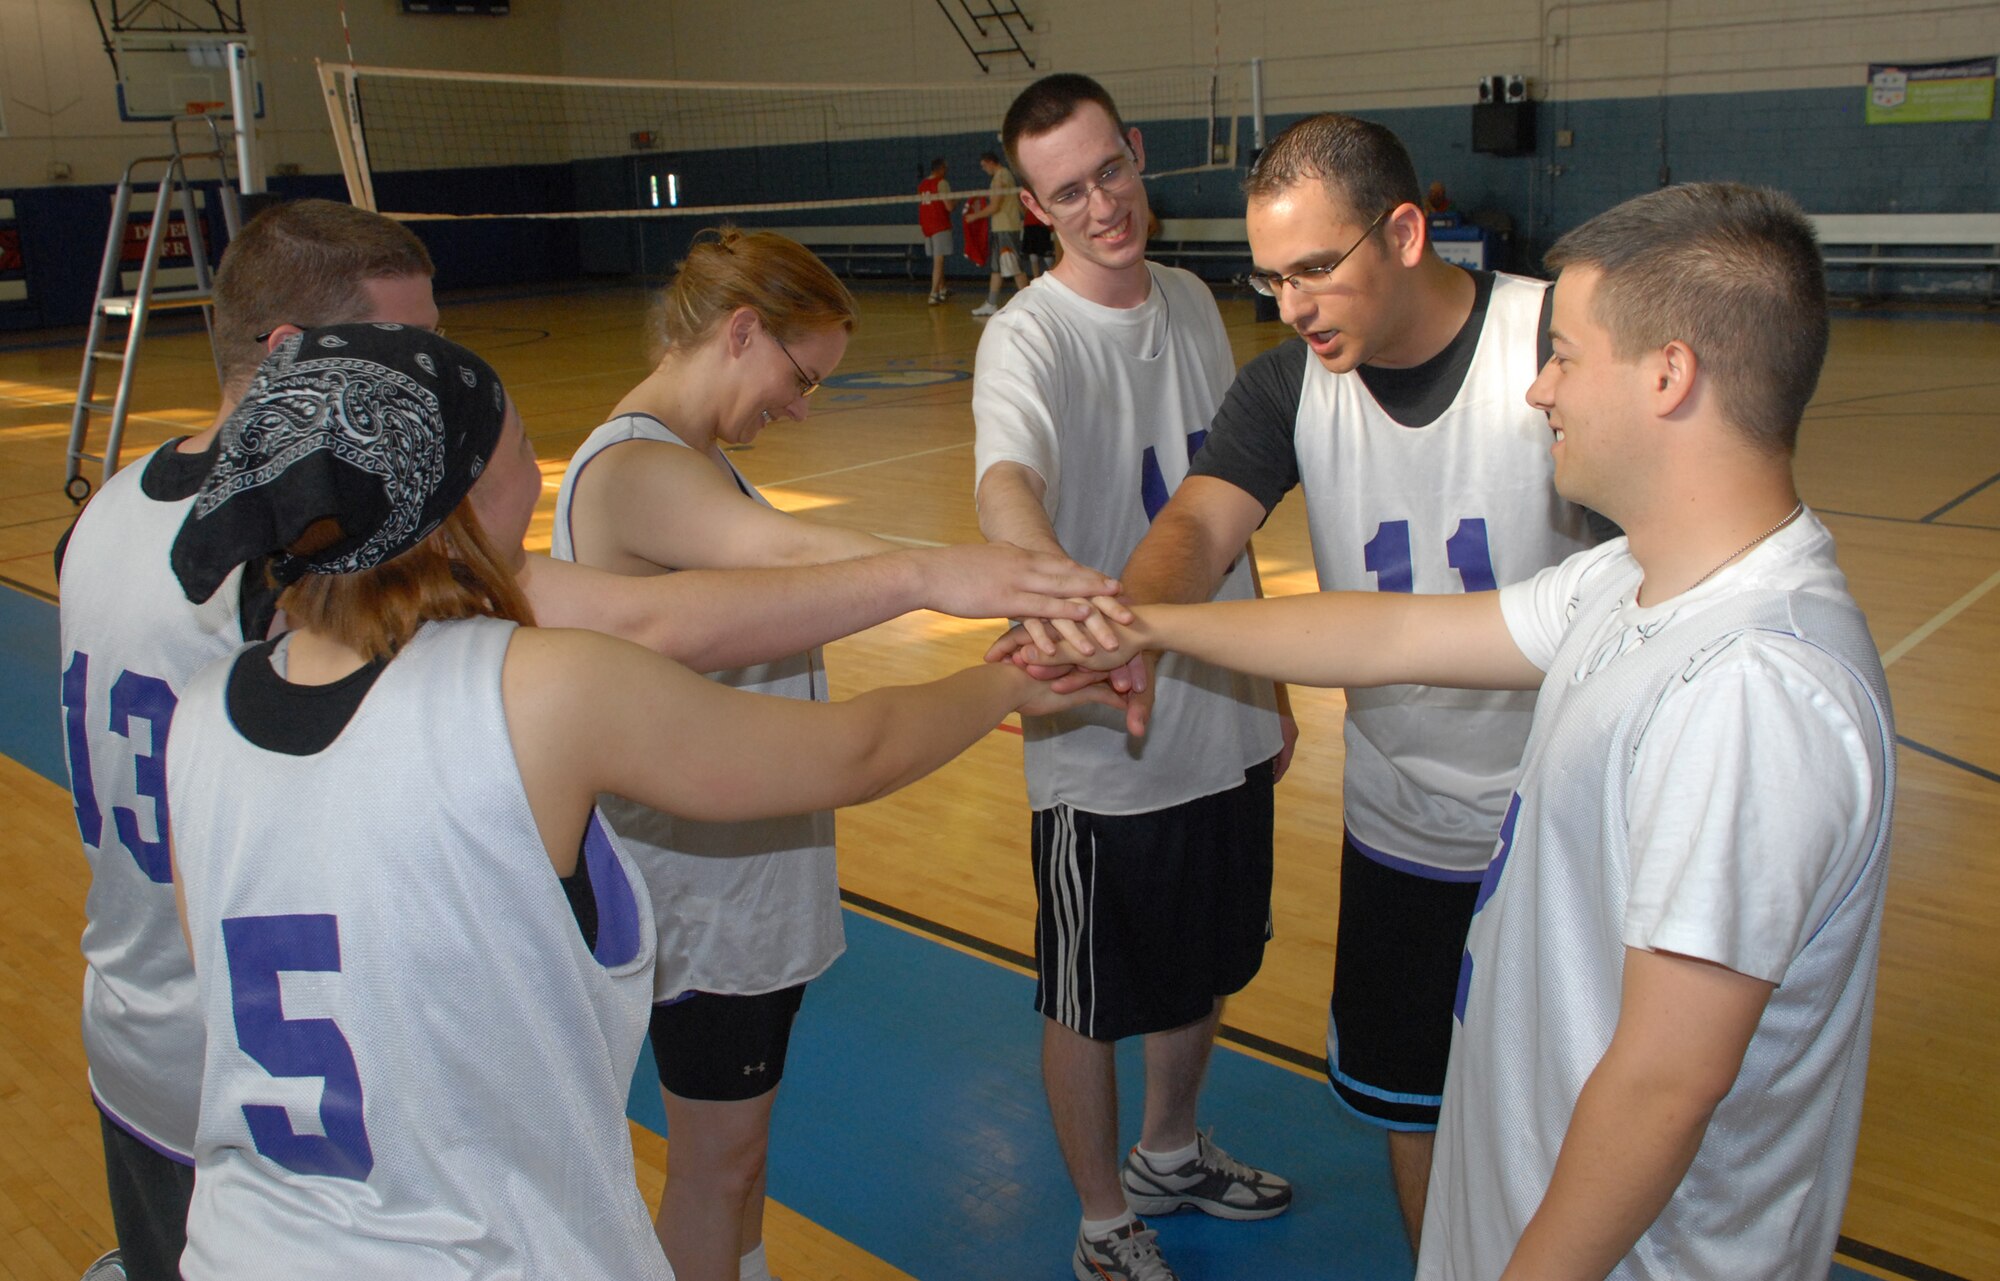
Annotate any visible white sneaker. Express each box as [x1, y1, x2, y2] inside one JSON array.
[[1073, 1220, 1178, 1281], [1119, 1130, 1292, 1220], [970, 300, 999, 317]]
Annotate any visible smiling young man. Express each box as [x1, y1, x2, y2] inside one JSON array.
[[1112, 113, 1596, 1246], [971, 73, 1290, 1281], [1003, 182, 1894, 1281]]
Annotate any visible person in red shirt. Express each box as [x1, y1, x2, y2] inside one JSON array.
[[918, 157, 955, 304]]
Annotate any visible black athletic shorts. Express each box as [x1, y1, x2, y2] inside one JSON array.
[[1031, 759, 1276, 1042], [98, 1107, 195, 1281], [1326, 829, 1483, 1130], [1021, 223, 1053, 257], [649, 984, 807, 1103]]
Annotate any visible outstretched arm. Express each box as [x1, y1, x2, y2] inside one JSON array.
[[505, 627, 1118, 872], [519, 546, 1118, 675], [997, 588, 1543, 693], [1120, 474, 1267, 606], [1497, 948, 1773, 1280]]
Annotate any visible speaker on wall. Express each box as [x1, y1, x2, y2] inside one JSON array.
[[1472, 101, 1537, 156]]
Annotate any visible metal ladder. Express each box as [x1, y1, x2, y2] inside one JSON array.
[[63, 115, 242, 504]]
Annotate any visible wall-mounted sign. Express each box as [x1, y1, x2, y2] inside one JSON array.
[[1866, 56, 1995, 124]]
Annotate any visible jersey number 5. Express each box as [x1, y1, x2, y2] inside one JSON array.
[[222, 914, 375, 1180], [1364, 518, 1497, 594]]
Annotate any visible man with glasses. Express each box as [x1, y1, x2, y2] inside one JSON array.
[[973, 73, 1290, 1281], [1115, 113, 1595, 1251]]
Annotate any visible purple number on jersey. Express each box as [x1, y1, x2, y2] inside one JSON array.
[[223, 913, 375, 1180]]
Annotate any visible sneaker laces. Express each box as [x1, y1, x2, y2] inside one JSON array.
[[1195, 1128, 1264, 1184], [1102, 1225, 1176, 1281]]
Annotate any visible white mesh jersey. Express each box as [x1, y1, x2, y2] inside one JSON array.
[[170, 618, 666, 1281], [58, 442, 251, 1160], [973, 264, 1281, 814], [553, 413, 841, 1000], [1295, 273, 1592, 873], [1420, 514, 1894, 1280]]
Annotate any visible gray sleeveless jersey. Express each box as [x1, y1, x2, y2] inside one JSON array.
[[58, 444, 249, 1159], [170, 618, 666, 1280], [1422, 527, 1895, 1280], [1294, 273, 1592, 872], [553, 413, 841, 999]]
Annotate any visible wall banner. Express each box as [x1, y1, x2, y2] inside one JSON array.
[[1866, 56, 1996, 124]]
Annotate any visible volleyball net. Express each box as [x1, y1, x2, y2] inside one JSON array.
[[315, 61, 1253, 225]]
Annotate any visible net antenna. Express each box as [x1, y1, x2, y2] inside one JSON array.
[[315, 61, 1246, 225]]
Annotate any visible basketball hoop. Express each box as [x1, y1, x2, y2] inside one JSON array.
[[187, 101, 229, 116]]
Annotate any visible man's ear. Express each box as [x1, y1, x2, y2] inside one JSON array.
[[264, 323, 305, 353], [1651, 339, 1698, 416], [1385, 201, 1427, 268], [1126, 126, 1147, 174], [1020, 186, 1050, 224]]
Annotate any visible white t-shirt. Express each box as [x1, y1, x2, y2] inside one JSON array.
[[1420, 511, 1895, 1281], [974, 265, 1281, 814]]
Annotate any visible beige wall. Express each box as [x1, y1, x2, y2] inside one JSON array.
[[3, 0, 1995, 189], [0, 0, 561, 187]]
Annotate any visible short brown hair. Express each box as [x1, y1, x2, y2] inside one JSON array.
[[211, 199, 434, 397], [1001, 73, 1128, 190], [1545, 183, 1827, 455], [650, 226, 856, 357], [276, 500, 532, 662], [1244, 113, 1422, 227]]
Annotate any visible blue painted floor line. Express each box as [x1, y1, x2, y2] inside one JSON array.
[[0, 579, 63, 786], [0, 583, 1874, 1280]]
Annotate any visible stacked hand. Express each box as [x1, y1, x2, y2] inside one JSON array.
[[915, 543, 1122, 624]]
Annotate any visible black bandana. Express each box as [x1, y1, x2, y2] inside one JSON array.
[[172, 324, 507, 604]]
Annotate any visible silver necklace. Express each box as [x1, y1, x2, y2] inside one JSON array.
[[1685, 501, 1804, 592]]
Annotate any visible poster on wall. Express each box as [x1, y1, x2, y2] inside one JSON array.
[[1866, 55, 1996, 124]]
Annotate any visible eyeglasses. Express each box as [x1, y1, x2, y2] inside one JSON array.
[[770, 332, 820, 399], [1038, 155, 1140, 221], [1244, 208, 1392, 297]]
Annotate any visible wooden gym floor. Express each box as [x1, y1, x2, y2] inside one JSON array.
[[0, 278, 1994, 1279]]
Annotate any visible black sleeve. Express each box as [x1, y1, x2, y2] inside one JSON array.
[[1189, 339, 1310, 517]]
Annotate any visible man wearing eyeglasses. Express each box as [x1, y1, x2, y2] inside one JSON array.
[[1115, 113, 1596, 1251], [973, 73, 1290, 1281]]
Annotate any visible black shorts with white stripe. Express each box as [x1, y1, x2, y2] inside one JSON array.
[[1030, 759, 1276, 1041]]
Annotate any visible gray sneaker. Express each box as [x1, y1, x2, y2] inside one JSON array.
[[1073, 1220, 1179, 1281], [1119, 1130, 1292, 1220], [80, 1251, 126, 1281]]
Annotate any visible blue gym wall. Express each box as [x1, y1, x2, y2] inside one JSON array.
[[3, 82, 1993, 330]]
